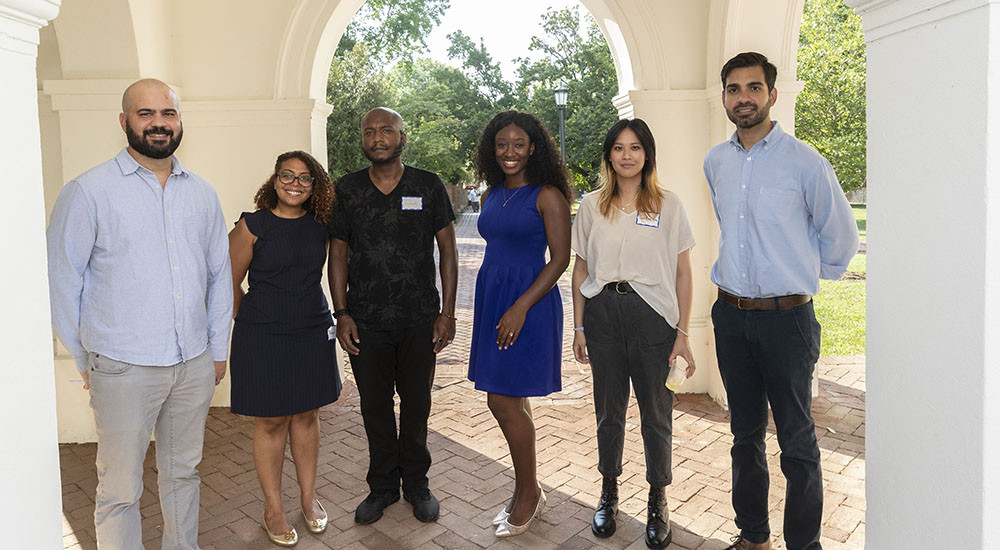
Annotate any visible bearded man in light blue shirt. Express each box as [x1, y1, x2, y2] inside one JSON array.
[[703, 53, 859, 550], [47, 79, 232, 550]]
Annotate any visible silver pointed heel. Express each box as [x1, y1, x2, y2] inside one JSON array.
[[495, 489, 546, 537], [491, 507, 510, 526], [493, 481, 541, 526]]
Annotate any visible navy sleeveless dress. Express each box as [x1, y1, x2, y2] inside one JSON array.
[[468, 184, 563, 397], [230, 210, 342, 417]]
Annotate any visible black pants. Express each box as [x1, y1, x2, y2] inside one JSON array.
[[712, 299, 823, 550], [584, 285, 675, 487], [349, 321, 436, 493]]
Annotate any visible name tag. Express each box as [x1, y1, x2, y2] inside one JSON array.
[[636, 213, 660, 228], [327, 326, 336, 341], [402, 196, 423, 210]]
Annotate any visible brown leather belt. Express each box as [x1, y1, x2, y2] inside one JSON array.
[[718, 289, 811, 311]]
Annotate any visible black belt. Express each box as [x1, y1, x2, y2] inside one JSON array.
[[718, 289, 811, 311], [605, 281, 634, 294]]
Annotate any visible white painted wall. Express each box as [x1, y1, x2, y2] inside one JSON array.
[[845, 0, 1000, 547], [0, 1, 64, 548]]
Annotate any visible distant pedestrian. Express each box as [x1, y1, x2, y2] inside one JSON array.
[[328, 107, 458, 525], [571, 118, 695, 549], [468, 111, 571, 538], [47, 78, 232, 549], [705, 52, 859, 550], [467, 186, 480, 212], [228, 150, 341, 546]]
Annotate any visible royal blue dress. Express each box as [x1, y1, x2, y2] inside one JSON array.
[[468, 184, 563, 397]]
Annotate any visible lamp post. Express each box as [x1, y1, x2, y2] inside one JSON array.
[[554, 84, 568, 160]]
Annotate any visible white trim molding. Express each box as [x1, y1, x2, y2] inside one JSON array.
[[0, 0, 59, 55], [845, 0, 998, 41]]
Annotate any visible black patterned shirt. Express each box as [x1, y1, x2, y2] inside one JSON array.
[[329, 165, 455, 330]]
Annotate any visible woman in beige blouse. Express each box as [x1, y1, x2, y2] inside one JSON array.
[[571, 118, 696, 549]]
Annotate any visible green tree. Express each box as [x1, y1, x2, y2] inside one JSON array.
[[796, 0, 866, 193], [337, 0, 450, 63], [393, 58, 494, 182], [513, 7, 618, 193], [326, 42, 397, 177], [446, 30, 513, 105]]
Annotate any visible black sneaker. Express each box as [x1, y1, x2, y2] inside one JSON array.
[[354, 489, 400, 524], [403, 488, 440, 523]]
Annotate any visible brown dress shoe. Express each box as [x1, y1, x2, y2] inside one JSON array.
[[726, 535, 772, 550]]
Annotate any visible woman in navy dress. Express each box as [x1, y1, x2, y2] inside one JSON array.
[[468, 111, 571, 537], [229, 151, 341, 547]]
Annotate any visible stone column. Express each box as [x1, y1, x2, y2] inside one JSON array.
[[845, 0, 1000, 547], [0, 0, 64, 546]]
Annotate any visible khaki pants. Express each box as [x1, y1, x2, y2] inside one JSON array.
[[88, 350, 215, 550]]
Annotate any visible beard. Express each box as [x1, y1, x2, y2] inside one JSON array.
[[362, 141, 404, 166], [726, 102, 770, 129], [125, 120, 183, 160]]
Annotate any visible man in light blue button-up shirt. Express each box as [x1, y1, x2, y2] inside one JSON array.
[[47, 79, 232, 550], [704, 53, 859, 550]]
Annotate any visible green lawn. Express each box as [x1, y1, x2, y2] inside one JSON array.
[[852, 203, 866, 241], [814, 252, 866, 356]]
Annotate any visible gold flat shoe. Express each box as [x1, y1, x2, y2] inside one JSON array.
[[303, 499, 328, 534], [261, 514, 298, 547], [495, 489, 546, 538]]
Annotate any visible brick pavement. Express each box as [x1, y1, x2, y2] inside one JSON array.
[[60, 212, 866, 550]]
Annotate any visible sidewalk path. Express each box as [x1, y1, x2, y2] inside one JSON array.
[[60, 212, 866, 550]]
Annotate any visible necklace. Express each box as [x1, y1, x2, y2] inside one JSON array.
[[501, 186, 523, 207], [616, 195, 637, 213]]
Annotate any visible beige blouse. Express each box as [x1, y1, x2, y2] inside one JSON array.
[[571, 190, 695, 326]]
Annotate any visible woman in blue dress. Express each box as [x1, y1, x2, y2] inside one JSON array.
[[468, 111, 572, 538], [229, 151, 341, 547]]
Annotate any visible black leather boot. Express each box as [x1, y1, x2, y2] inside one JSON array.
[[645, 486, 671, 549], [591, 477, 619, 538]]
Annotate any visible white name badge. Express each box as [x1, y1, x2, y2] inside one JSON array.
[[402, 196, 423, 210], [636, 213, 660, 228]]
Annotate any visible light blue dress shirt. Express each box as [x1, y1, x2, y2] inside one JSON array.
[[703, 122, 859, 298], [47, 149, 233, 372]]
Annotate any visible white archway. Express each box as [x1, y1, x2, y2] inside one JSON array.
[[10, 0, 1000, 547]]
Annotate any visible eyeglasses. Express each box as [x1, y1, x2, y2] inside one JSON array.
[[278, 171, 314, 187]]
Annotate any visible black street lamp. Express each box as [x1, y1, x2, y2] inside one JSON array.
[[554, 84, 569, 160]]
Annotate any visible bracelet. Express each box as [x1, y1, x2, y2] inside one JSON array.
[[333, 308, 350, 319], [676, 326, 690, 337], [573, 327, 585, 332], [439, 311, 456, 320]]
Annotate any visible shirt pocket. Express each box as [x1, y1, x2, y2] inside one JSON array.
[[181, 207, 213, 248], [756, 187, 802, 224]]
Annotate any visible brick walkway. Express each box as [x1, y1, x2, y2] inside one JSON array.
[[60, 212, 866, 550]]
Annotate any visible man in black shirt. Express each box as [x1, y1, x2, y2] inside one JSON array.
[[328, 107, 458, 524]]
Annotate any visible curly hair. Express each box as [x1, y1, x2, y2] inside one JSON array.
[[474, 111, 571, 202], [252, 150, 335, 224]]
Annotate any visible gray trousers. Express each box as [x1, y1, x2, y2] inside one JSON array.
[[584, 285, 675, 487], [88, 350, 215, 550]]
